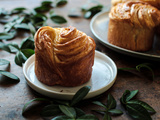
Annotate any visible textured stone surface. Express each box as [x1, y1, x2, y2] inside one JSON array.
[[0, 0, 160, 120]]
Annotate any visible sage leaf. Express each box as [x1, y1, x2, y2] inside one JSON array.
[[70, 86, 91, 106], [14, 23, 29, 30], [75, 108, 85, 118], [0, 8, 9, 16], [120, 90, 130, 104], [28, 23, 36, 36], [34, 6, 50, 12], [77, 114, 98, 120], [136, 63, 154, 79], [41, 104, 61, 117], [0, 59, 10, 65], [22, 98, 50, 114], [84, 11, 92, 19], [92, 101, 107, 108], [8, 42, 19, 53], [53, 99, 69, 106], [107, 94, 116, 109], [20, 37, 34, 50], [0, 42, 11, 53], [88, 5, 103, 13], [127, 100, 156, 113], [0, 70, 20, 81], [126, 90, 138, 101], [50, 15, 67, 24], [11, 7, 26, 14], [0, 31, 16, 40], [59, 105, 76, 118], [51, 115, 71, 120], [126, 104, 152, 120], [56, 0, 68, 6], [31, 13, 47, 24], [42, 1, 52, 6], [103, 113, 111, 120], [108, 109, 123, 115], [21, 49, 34, 58], [14, 51, 27, 66]]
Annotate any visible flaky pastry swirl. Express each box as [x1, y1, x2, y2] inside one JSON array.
[[109, 2, 160, 28], [111, 0, 160, 9], [34, 26, 95, 86]]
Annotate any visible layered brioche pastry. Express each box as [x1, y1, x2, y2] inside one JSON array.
[[108, 1, 160, 51], [34, 26, 96, 86], [111, 0, 160, 9]]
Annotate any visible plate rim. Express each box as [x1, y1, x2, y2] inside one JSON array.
[[23, 50, 117, 99], [90, 11, 160, 61]]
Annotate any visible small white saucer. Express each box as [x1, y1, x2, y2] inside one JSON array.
[[23, 51, 117, 100]]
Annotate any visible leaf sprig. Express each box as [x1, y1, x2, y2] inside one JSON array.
[[118, 63, 155, 80], [23, 86, 98, 120], [120, 90, 156, 120], [0, 37, 34, 66], [92, 94, 123, 120], [0, 59, 20, 82]]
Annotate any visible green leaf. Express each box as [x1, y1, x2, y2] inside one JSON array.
[[21, 49, 34, 58], [88, 5, 103, 13], [126, 104, 152, 120], [50, 15, 67, 24], [92, 109, 105, 115], [0, 31, 16, 40], [41, 104, 61, 117], [42, 0, 52, 6], [70, 86, 91, 106], [31, 13, 47, 24], [127, 100, 156, 113], [51, 115, 71, 120], [14, 51, 27, 66], [0, 59, 10, 65], [84, 11, 92, 19], [108, 109, 123, 115], [0, 70, 20, 81], [77, 114, 98, 120], [11, 7, 26, 14], [14, 23, 29, 30], [75, 108, 85, 117], [53, 99, 69, 106], [0, 8, 9, 16], [8, 42, 19, 53], [28, 23, 36, 36], [59, 105, 76, 118], [56, 0, 68, 6], [120, 90, 130, 104], [34, 6, 50, 12], [0, 42, 11, 53], [107, 94, 116, 110], [92, 101, 107, 108], [103, 113, 112, 120], [22, 98, 50, 114], [20, 37, 34, 50], [126, 90, 138, 101], [136, 63, 154, 80]]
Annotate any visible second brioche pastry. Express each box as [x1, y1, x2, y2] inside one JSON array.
[[108, 1, 160, 51], [34, 26, 96, 87]]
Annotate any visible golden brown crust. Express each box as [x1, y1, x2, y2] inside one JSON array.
[[34, 26, 95, 86], [111, 0, 160, 9], [108, 2, 160, 51], [109, 2, 160, 28]]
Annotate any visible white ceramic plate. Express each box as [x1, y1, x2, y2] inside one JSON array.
[[90, 11, 160, 61], [23, 51, 117, 100]]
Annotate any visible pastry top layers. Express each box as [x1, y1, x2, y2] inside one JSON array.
[[111, 0, 160, 9], [34, 26, 95, 65], [109, 1, 160, 28]]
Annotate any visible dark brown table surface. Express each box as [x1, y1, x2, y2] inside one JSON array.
[[0, 0, 160, 120]]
